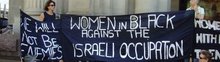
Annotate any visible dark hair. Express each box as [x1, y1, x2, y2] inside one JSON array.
[[200, 50, 212, 62], [44, 0, 55, 11]]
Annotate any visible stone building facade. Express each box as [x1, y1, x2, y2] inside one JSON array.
[[9, 0, 179, 34]]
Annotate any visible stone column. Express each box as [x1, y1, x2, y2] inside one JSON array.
[[23, 0, 46, 16], [9, 0, 23, 34], [111, 0, 127, 15], [53, 0, 63, 14], [127, 0, 135, 14], [102, 0, 111, 15], [92, 0, 113, 16], [66, 0, 90, 15], [67, 0, 128, 16], [158, 0, 171, 12], [92, 0, 102, 15], [135, 0, 159, 13], [135, 0, 171, 13]]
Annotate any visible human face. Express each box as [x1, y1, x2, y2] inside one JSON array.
[[190, 0, 198, 6], [199, 53, 207, 59], [48, 2, 55, 11]]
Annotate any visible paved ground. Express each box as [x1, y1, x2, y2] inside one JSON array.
[[0, 27, 20, 62], [0, 56, 20, 62], [0, 59, 20, 62]]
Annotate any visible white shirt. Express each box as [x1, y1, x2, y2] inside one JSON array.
[[187, 6, 205, 19]]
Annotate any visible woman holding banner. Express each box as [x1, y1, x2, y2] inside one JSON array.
[[39, 0, 56, 22], [38, 0, 64, 62]]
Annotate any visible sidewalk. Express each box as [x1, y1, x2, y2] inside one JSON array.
[[0, 59, 20, 62], [0, 56, 20, 62], [0, 26, 20, 62]]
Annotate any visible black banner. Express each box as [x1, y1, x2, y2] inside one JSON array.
[[194, 19, 220, 61], [20, 11, 62, 61], [21, 10, 196, 61], [60, 11, 195, 61]]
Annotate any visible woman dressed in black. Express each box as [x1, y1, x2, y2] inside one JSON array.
[[39, 0, 56, 22], [39, 0, 63, 62]]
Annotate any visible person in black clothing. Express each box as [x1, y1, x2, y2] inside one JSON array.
[[39, 0, 56, 22], [38, 0, 63, 62]]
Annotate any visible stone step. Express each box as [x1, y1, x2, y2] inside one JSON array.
[[0, 55, 20, 62]]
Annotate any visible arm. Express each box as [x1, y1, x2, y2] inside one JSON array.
[[197, 13, 204, 20], [196, 7, 205, 20], [39, 13, 44, 22], [195, 12, 204, 19], [195, 8, 205, 20]]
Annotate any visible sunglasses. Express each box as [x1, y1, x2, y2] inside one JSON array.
[[49, 5, 55, 6]]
